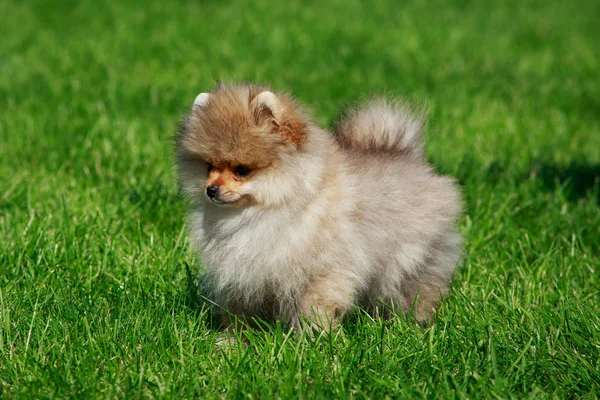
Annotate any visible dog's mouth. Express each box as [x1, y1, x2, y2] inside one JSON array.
[[208, 198, 234, 205], [206, 194, 253, 207], [205, 194, 234, 205]]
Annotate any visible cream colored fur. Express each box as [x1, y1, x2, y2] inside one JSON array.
[[176, 84, 462, 331]]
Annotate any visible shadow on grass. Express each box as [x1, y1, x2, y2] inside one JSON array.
[[452, 157, 600, 205], [532, 161, 600, 205]]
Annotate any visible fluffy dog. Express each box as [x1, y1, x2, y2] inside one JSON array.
[[176, 84, 462, 332]]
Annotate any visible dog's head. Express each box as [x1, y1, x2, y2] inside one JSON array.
[[176, 84, 311, 208]]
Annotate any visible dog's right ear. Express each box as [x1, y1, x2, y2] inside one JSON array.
[[192, 93, 210, 109]]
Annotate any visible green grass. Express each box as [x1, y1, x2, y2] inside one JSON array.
[[1, 0, 599, 397]]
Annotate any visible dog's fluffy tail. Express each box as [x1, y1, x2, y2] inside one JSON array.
[[334, 99, 424, 158]]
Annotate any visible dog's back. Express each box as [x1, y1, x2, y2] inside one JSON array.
[[335, 99, 462, 323]]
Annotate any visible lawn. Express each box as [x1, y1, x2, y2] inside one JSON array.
[[1, 0, 599, 397]]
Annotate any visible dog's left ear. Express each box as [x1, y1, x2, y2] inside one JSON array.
[[251, 91, 283, 128], [251, 90, 306, 146]]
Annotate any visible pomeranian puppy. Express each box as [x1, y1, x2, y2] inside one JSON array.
[[176, 84, 462, 332]]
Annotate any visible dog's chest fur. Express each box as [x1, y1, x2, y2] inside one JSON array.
[[189, 197, 341, 303]]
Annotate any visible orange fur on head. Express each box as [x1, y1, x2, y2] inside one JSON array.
[[176, 84, 313, 206], [178, 84, 308, 165]]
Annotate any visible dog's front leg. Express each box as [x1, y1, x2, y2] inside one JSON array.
[[296, 272, 356, 332]]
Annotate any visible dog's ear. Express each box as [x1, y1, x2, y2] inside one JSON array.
[[251, 91, 282, 128], [192, 93, 210, 109], [251, 90, 306, 147]]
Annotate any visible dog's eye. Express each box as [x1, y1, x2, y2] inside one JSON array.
[[206, 162, 213, 172], [233, 165, 252, 177]]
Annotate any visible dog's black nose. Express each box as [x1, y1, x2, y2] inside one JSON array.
[[206, 185, 219, 199]]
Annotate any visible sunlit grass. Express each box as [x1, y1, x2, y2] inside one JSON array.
[[1, 0, 599, 397]]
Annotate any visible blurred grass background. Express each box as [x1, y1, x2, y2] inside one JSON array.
[[1, 0, 599, 397]]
